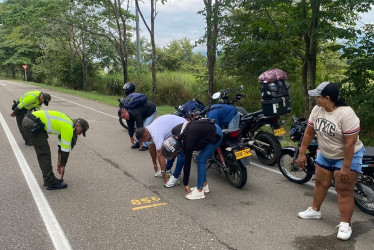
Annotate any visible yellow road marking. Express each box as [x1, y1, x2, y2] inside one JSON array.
[[132, 202, 168, 211]]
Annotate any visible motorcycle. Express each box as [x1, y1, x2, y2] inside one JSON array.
[[278, 116, 374, 216], [214, 86, 285, 166], [118, 98, 128, 130], [183, 102, 253, 188]]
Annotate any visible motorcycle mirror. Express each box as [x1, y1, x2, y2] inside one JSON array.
[[212, 92, 221, 99]]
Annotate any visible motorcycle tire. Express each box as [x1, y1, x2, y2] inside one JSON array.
[[224, 158, 247, 188], [277, 150, 314, 184], [254, 132, 282, 166], [119, 117, 128, 130], [354, 176, 374, 216]]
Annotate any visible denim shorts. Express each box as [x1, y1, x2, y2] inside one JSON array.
[[315, 147, 365, 173]]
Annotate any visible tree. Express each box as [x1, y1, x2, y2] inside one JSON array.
[[135, 0, 166, 98], [156, 38, 206, 72], [220, 0, 372, 115]]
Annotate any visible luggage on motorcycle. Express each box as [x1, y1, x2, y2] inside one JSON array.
[[175, 99, 205, 118], [260, 80, 290, 100], [258, 68, 289, 83], [259, 72, 291, 116], [120, 93, 147, 109], [261, 96, 291, 116]]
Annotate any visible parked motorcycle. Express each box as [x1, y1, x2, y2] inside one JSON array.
[[278, 116, 374, 216], [214, 86, 285, 166], [183, 103, 253, 188]]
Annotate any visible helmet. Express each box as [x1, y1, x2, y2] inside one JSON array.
[[123, 82, 136, 96], [161, 136, 181, 160]]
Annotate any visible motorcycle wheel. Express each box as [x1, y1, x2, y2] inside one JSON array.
[[277, 150, 313, 184], [354, 176, 374, 216], [224, 158, 247, 188], [254, 132, 282, 166], [119, 117, 128, 130]]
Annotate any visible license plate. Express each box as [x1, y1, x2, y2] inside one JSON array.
[[234, 148, 252, 160], [274, 127, 286, 136]]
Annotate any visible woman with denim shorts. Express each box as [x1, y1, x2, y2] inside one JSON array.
[[296, 82, 365, 241]]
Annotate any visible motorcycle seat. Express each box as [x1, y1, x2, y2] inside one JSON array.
[[363, 147, 374, 160], [241, 110, 264, 123]]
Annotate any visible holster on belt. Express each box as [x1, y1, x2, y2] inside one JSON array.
[[26, 113, 45, 134]]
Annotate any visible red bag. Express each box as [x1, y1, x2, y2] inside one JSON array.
[[258, 68, 289, 83]]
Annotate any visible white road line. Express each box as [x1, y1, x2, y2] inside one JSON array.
[[53, 95, 118, 119], [0, 113, 72, 250], [7, 81, 118, 119], [251, 161, 337, 194]]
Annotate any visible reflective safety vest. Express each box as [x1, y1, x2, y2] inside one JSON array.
[[17, 91, 42, 110], [32, 110, 74, 153]]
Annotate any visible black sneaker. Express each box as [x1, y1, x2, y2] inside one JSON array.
[[43, 179, 63, 187], [46, 181, 67, 190], [131, 141, 140, 149], [25, 141, 33, 146], [139, 146, 149, 151]]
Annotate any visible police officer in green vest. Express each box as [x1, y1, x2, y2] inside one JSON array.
[[22, 110, 89, 190], [10, 91, 51, 146]]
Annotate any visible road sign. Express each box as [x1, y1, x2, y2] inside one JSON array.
[[22, 64, 28, 70]]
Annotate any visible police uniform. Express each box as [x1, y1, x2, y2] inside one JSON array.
[[22, 110, 88, 188], [12, 91, 51, 144]]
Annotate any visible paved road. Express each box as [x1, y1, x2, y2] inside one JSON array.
[[0, 79, 373, 250]]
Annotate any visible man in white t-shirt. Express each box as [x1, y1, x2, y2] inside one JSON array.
[[136, 114, 186, 187]]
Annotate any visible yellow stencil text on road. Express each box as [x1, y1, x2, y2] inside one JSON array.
[[131, 197, 167, 211]]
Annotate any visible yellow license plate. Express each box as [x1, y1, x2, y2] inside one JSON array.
[[274, 127, 286, 136], [234, 148, 252, 160]]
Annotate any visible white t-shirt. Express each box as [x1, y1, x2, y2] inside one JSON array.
[[147, 114, 187, 150], [308, 105, 363, 159]]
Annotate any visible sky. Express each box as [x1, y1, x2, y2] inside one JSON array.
[[133, 0, 374, 53]]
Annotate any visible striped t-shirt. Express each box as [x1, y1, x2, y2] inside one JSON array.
[[308, 105, 363, 159]]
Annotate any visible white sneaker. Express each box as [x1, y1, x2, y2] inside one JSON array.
[[164, 175, 180, 188], [154, 170, 162, 178], [336, 222, 352, 240], [185, 188, 205, 200], [298, 207, 321, 219], [191, 184, 210, 193]]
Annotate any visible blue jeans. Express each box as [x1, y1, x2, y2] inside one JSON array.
[[228, 111, 240, 130], [138, 110, 157, 147], [165, 150, 185, 179], [196, 124, 223, 189]]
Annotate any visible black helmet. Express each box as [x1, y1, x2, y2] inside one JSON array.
[[123, 82, 136, 96], [161, 136, 181, 160]]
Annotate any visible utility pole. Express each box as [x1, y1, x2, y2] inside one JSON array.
[[136, 4, 141, 65]]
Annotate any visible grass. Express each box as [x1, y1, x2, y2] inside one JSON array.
[[8, 79, 176, 116]]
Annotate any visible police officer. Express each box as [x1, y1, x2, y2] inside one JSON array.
[[22, 110, 89, 190], [10, 91, 51, 146]]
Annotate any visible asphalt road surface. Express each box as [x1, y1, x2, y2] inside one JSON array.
[[0, 79, 373, 250]]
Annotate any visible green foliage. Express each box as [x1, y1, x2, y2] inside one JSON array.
[[156, 38, 207, 73]]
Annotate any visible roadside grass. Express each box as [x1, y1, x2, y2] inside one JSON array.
[[9, 79, 176, 116], [4, 78, 373, 146]]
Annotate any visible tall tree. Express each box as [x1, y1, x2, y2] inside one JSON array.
[[220, 0, 372, 115], [135, 0, 166, 97]]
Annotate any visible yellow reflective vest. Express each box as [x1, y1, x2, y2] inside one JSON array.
[[32, 110, 74, 153], [17, 91, 42, 110]]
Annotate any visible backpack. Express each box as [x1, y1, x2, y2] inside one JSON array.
[[121, 93, 147, 109], [175, 99, 205, 118], [258, 68, 289, 83]]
